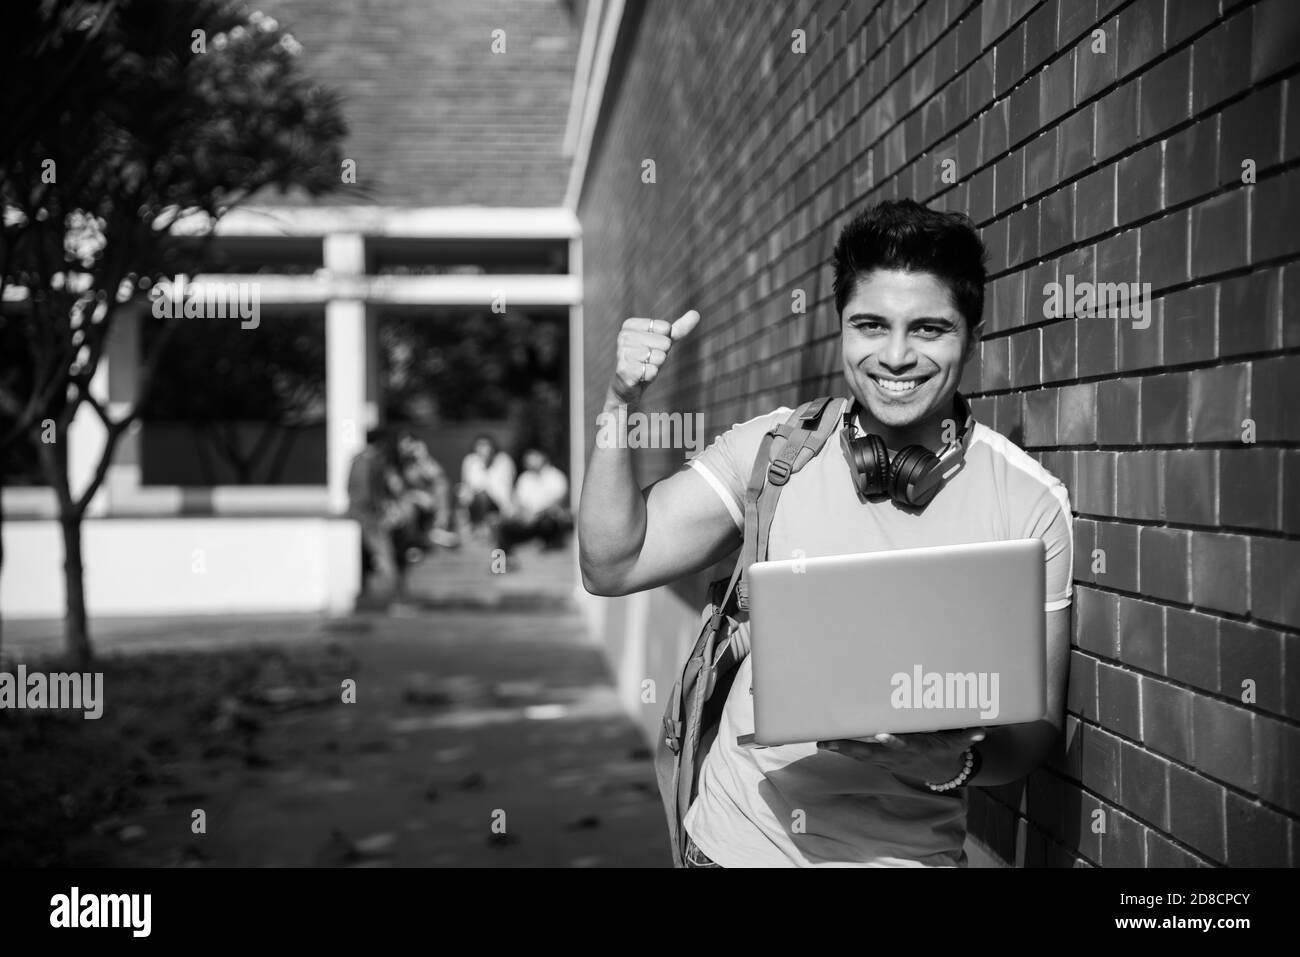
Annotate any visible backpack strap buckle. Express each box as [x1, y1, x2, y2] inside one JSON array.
[[662, 715, 682, 753], [767, 457, 793, 486]]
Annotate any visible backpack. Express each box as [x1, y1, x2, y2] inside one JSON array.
[[653, 395, 846, 867]]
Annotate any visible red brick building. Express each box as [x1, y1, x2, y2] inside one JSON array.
[[571, 0, 1300, 866]]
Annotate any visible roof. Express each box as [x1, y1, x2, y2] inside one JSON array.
[[257, 0, 579, 208]]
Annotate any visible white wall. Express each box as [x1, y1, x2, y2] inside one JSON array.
[[1, 518, 360, 619]]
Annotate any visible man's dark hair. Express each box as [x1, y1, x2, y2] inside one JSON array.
[[831, 199, 988, 331]]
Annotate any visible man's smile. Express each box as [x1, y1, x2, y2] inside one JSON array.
[[868, 373, 932, 396]]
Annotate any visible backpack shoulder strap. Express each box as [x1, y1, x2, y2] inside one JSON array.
[[726, 396, 845, 614]]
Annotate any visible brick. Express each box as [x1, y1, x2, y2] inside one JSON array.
[[981, 97, 1010, 161], [1011, 327, 1042, 387], [1038, 185, 1073, 254], [1041, 319, 1077, 383], [1190, 189, 1250, 278], [1073, 164, 1116, 241], [1118, 593, 1165, 673], [1078, 313, 1118, 378], [1164, 118, 1219, 208], [1101, 808, 1147, 867], [1191, 694, 1256, 791], [1057, 107, 1094, 181], [1250, 355, 1300, 441], [1039, 53, 1075, 127], [1251, 167, 1300, 262], [1075, 18, 1117, 102], [1191, 7, 1254, 114], [1219, 448, 1280, 530], [1119, 740, 1169, 828], [1165, 607, 1220, 691], [1095, 376, 1137, 444], [1138, 526, 1191, 605], [1168, 762, 1226, 862], [1286, 451, 1300, 535], [1075, 451, 1116, 514], [1225, 792, 1289, 866], [1219, 269, 1281, 358], [968, 50, 997, 113], [1118, 0, 1165, 79], [1219, 620, 1284, 714], [1284, 263, 1300, 347], [1057, 382, 1096, 444], [1115, 450, 1163, 521], [1164, 449, 1218, 526], [1145, 831, 1203, 867], [1190, 531, 1249, 616], [1009, 73, 1041, 147], [1139, 371, 1188, 444], [1138, 48, 1191, 139], [1188, 362, 1249, 442], [1008, 204, 1040, 265], [1095, 227, 1138, 285], [982, 217, 1010, 274], [968, 166, 995, 224], [1166, 0, 1219, 47], [1254, 714, 1300, 812], [1141, 676, 1193, 762], [1094, 81, 1138, 162], [1073, 517, 1097, 584], [1024, 0, 1060, 74], [1160, 283, 1216, 365], [1076, 585, 1120, 657], [994, 150, 1025, 214], [1081, 724, 1123, 802], [1094, 521, 1138, 592], [980, 336, 1011, 391], [1116, 141, 1163, 224], [1138, 208, 1189, 293], [1217, 83, 1283, 188], [996, 392, 1025, 442], [1115, 295, 1162, 369], [1102, 660, 1144, 743], [1023, 387, 1057, 446], [1250, 0, 1300, 84], [994, 23, 1027, 97], [1250, 536, 1300, 629], [1068, 650, 1099, 720]]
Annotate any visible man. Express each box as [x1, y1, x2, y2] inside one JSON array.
[[396, 431, 460, 553], [577, 199, 1072, 867], [347, 428, 404, 609], [496, 448, 571, 557]]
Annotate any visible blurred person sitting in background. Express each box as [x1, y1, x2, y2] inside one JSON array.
[[458, 434, 516, 538], [396, 430, 460, 555], [496, 448, 572, 560]]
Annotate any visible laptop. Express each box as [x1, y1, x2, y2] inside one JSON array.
[[746, 538, 1046, 747]]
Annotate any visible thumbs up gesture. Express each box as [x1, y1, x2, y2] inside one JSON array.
[[610, 309, 700, 403]]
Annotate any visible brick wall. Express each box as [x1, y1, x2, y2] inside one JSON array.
[[578, 0, 1299, 866]]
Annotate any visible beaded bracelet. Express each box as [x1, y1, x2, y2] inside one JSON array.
[[926, 747, 978, 792]]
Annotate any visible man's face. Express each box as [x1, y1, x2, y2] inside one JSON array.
[[840, 269, 977, 432], [523, 450, 545, 472], [474, 439, 493, 460]]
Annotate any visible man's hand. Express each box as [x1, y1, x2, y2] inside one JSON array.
[[611, 310, 700, 403], [817, 728, 986, 787]]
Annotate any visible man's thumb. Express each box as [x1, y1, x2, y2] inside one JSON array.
[[670, 309, 700, 341]]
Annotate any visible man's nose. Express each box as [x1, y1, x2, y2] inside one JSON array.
[[876, 329, 915, 371]]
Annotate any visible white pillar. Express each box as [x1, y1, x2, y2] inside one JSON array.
[[324, 234, 367, 515], [568, 235, 585, 512], [105, 305, 142, 509]]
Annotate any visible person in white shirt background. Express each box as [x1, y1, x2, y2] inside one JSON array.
[[496, 448, 572, 561], [458, 434, 516, 538]]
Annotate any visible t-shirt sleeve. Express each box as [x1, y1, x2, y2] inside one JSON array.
[[1024, 481, 1074, 611], [686, 408, 792, 529]]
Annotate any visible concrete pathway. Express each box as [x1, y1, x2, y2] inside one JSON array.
[[3, 540, 671, 867]]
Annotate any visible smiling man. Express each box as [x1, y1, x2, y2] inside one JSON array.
[[578, 199, 1073, 867]]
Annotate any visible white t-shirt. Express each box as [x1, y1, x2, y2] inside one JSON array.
[[681, 403, 1073, 867]]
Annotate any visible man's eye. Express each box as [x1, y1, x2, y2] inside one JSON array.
[[855, 321, 885, 332], [915, 325, 945, 338]]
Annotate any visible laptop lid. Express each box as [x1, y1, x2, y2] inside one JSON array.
[[747, 538, 1046, 746]]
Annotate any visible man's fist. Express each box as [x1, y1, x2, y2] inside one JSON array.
[[611, 309, 700, 402]]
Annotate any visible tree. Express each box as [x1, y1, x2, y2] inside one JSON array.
[[0, 0, 346, 663]]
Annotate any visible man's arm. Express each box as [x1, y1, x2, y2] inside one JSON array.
[[971, 605, 1072, 786], [578, 311, 741, 596]]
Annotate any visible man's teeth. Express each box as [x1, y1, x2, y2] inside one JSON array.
[[875, 377, 921, 393]]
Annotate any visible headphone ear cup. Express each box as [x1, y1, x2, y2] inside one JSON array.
[[839, 429, 890, 497], [888, 445, 938, 506]]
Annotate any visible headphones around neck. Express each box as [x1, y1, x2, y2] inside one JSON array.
[[838, 393, 974, 508]]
